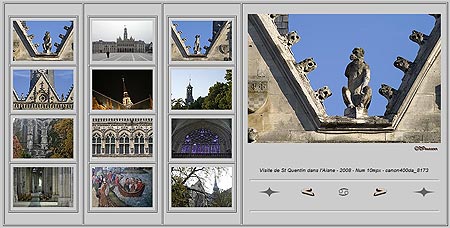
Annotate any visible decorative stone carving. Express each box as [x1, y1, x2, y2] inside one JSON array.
[[409, 30, 429, 45], [280, 31, 300, 48], [379, 84, 398, 110], [342, 47, 372, 118], [27, 34, 34, 40], [42, 31, 52, 54], [295, 57, 317, 74], [249, 81, 268, 93], [315, 86, 332, 103], [269, 14, 280, 20], [394, 56, 412, 73], [248, 65, 269, 113], [248, 128, 258, 143], [379, 84, 397, 100], [219, 44, 230, 54], [182, 38, 187, 42], [193, 34, 201, 54], [59, 34, 65, 39]]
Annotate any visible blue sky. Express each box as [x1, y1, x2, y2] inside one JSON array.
[[13, 70, 74, 98], [172, 20, 213, 54], [171, 68, 229, 101], [288, 14, 435, 116], [24, 20, 73, 53], [92, 20, 154, 43]]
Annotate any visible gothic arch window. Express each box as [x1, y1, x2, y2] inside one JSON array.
[[105, 132, 115, 154], [148, 133, 153, 154], [119, 133, 130, 154], [181, 128, 220, 154], [134, 132, 145, 154], [92, 133, 101, 155]]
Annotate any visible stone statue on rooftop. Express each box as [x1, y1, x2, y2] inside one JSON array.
[[193, 34, 201, 54], [42, 31, 52, 54], [342, 47, 372, 118]]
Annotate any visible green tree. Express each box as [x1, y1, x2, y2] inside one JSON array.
[[49, 119, 73, 158], [187, 96, 205, 109], [171, 98, 186, 110], [202, 69, 232, 110], [211, 189, 232, 207]]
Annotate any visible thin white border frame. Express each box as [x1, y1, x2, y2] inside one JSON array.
[[9, 17, 78, 65], [9, 115, 78, 163], [168, 17, 236, 66], [89, 114, 157, 163], [167, 163, 236, 213], [88, 163, 156, 213], [9, 66, 77, 115], [9, 163, 77, 213], [89, 17, 156, 66], [169, 115, 235, 163], [89, 66, 157, 115], [168, 66, 235, 115]]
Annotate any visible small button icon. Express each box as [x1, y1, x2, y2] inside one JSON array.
[[373, 188, 387, 196], [301, 188, 315, 197], [414, 187, 433, 197], [338, 187, 349, 196], [260, 187, 279, 197]]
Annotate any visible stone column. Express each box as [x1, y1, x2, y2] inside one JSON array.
[[40, 123, 48, 150], [27, 121, 34, 151], [52, 167, 59, 200]]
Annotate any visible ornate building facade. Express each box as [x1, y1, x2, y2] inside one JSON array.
[[92, 26, 153, 54], [13, 69, 74, 110], [171, 119, 232, 158], [13, 167, 73, 207], [91, 118, 153, 157]]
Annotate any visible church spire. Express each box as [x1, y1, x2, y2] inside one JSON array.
[[124, 25, 128, 40], [213, 174, 219, 192], [122, 77, 133, 108], [185, 78, 194, 105]]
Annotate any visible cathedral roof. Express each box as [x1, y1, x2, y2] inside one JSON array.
[[248, 14, 441, 132]]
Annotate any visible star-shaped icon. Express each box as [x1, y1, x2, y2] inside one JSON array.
[[260, 187, 279, 197], [414, 187, 433, 197]]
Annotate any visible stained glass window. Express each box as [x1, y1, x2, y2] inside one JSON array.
[[180, 128, 220, 153]]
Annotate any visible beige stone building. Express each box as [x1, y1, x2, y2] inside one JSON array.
[[248, 14, 441, 143], [171, 21, 232, 61], [12, 20, 74, 61]]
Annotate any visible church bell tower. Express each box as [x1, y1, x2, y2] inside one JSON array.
[[122, 77, 133, 108], [185, 79, 194, 105]]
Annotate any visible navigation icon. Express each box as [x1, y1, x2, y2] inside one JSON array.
[[373, 188, 387, 196], [301, 188, 315, 197], [260, 187, 279, 197], [414, 187, 433, 197], [338, 188, 349, 196]]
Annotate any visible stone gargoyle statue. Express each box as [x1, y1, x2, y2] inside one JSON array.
[[342, 47, 372, 118], [42, 31, 52, 54]]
